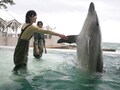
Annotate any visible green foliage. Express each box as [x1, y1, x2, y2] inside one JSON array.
[[0, 0, 15, 9]]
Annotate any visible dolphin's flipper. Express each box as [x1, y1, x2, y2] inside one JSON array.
[[57, 35, 78, 44], [87, 37, 91, 55]]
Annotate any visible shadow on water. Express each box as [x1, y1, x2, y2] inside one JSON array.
[[24, 66, 103, 90], [9, 50, 103, 90], [0, 71, 34, 90], [28, 51, 104, 90], [1, 49, 120, 90]]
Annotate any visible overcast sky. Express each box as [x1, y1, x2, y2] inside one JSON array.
[[6, 0, 120, 43]]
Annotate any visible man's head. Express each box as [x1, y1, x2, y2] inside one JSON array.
[[37, 21, 43, 28]]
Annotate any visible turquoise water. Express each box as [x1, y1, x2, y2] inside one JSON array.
[[0, 43, 120, 90], [102, 42, 120, 50]]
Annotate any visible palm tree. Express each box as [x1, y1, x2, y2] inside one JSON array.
[[0, 0, 15, 9]]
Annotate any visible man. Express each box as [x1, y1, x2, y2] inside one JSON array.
[[33, 21, 47, 59], [13, 10, 67, 72]]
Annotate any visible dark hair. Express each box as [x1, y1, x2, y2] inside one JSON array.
[[25, 10, 37, 23], [37, 21, 43, 26]]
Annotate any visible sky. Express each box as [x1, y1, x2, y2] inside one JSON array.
[[5, 0, 120, 43]]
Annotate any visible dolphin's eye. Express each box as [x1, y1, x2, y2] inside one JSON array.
[[97, 22, 99, 26]]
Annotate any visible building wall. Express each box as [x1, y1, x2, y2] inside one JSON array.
[[0, 36, 18, 46]]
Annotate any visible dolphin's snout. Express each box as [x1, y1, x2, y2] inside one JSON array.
[[89, 2, 95, 13]]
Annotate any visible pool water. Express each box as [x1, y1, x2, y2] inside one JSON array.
[[0, 48, 120, 90]]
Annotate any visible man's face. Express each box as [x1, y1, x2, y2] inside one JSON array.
[[38, 23, 43, 28]]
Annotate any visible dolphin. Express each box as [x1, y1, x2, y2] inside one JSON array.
[[57, 2, 103, 72]]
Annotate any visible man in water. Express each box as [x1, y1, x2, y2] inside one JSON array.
[[13, 10, 67, 72], [33, 21, 47, 59]]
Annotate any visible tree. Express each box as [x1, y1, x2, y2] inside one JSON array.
[[0, 0, 15, 9]]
